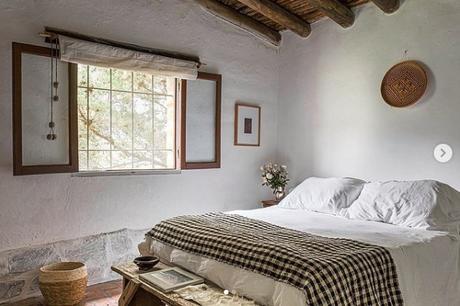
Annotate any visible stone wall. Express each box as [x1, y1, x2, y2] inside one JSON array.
[[0, 228, 146, 303]]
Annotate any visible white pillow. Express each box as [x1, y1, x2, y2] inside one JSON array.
[[344, 180, 460, 231], [278, 177, 366, 215]]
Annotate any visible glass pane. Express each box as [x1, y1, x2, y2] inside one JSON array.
[[154, 77, 175, 95], [77, 88, 88, 150], [133, 151, 153, 169], [133, 94, 153, 150], [88, 89, 110, 150], [79, 151, 88, 171], [112, 91, 132, 149], [112, 150, 132, 169], [77, 64, 176, 172], [88, 66, 110, 89], [78, 65, 88, 87], [154, 95, 175, 150], [21, 54, 70, 166], [185, 79, 216, 162], [112, 69, 132, 91], [88, 150, 110, 170], [134, 72, 152, 93], [154, 150, 174, 169]]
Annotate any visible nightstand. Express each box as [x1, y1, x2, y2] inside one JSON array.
[[261, 200, 280, 208]]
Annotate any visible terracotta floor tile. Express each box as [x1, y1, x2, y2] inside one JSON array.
[[5, 280, 122, 306]]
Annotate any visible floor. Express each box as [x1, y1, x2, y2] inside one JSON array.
[[7, 280, 122, 306]]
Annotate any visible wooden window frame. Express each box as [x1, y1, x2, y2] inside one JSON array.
[[75, 65, 178, 172], [12, 42, 78, 176], [180, 72, 222, 169]]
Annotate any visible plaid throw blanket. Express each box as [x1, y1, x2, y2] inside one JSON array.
[[148, 213, 403, 306]]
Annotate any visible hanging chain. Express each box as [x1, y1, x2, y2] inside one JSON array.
[[47, 37, 59, 141]]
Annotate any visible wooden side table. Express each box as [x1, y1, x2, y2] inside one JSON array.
[[261, 199, 280, 208]]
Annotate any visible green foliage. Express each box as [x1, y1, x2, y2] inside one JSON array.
[[261, 162, 289, 194], [77, 65, 175, 171]]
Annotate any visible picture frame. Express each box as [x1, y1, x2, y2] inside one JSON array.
[[234, 103, 261, 146], [139, 267, 204, 293]]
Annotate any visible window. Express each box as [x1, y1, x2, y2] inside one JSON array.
[[77, 65, 177, 171]]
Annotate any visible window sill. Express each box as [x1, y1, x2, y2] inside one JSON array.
[[71, 169, 181, 177]]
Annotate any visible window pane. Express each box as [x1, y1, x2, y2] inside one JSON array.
[[88, 151, 110, 170], [77, 64, 176, 172], [112, 69, 132, 91], [133, 151, 153, 169], [88, 66, 110, 89], [134, 72, 152, 93], [79, 151, 88, 171], [133, 94, 153, 150], [154, 77, 175, 95], [78, 65, 88, 87], [112, 150, 132, 170], [154, 150, 174, 169], [88, 89, 110, 150], [77, 88, 88, 150], [112, 91, 132, 149], [154, 95, 175, 150]]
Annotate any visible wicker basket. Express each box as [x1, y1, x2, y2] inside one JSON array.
[[39, 262, 88, 305]]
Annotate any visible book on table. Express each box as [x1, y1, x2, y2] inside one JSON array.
[[139, 267, 204, 293]]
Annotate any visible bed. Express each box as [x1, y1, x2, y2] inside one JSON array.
[[140, 178, 460, 306]]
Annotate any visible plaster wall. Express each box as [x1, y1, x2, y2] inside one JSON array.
[[0, 0, 279, 252], [278, 0, 460, 189]]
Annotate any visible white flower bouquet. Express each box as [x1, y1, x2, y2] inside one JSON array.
[[260, 162, 289, 200]]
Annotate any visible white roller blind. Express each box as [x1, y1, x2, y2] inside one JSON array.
[[58, 35, 198, 80]]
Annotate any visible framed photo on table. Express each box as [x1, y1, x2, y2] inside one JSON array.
[[234, 103, 261, 146]]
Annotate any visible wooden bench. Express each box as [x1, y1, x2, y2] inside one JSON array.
[[112, 261, 256, 306]]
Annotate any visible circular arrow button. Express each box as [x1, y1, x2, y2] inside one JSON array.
[[434, 144, 453, 163]]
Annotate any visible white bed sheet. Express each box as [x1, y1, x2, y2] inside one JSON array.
[[143, 207, 460, 306]]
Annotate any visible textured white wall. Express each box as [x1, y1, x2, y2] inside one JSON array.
[[0, 0, 279, 251], [278, 0, 460, 189]]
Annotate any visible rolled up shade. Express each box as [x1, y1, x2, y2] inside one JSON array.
[[58, 35, 198, 80]]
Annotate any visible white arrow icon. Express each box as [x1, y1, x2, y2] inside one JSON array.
[[434, 144, 453, 163]]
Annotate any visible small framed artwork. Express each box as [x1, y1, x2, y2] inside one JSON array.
[[139, 267, 204, 293], [234, 103, 261, 146]]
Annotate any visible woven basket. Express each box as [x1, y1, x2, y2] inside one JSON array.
[[39, 262, 88, 306]]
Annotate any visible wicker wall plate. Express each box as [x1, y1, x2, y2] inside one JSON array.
[[381, 61, 428, 107]]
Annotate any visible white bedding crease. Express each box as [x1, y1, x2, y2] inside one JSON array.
[[141, 207, 460, 306]]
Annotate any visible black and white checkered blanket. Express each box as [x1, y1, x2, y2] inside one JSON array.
[[148, 213, 403, 305]]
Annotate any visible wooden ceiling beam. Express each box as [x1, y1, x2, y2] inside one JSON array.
[[234, 0, 311, 38], [310, 0, 355, 28], [370, 0, 400, 14], [196, 0, 281, 46]]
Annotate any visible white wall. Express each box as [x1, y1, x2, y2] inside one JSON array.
[[278, 0, 460, 189], [0, 0, 279, 252]]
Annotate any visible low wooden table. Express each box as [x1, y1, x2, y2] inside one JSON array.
[[112, 261, 255, 306], [112, 262, 197, 306]]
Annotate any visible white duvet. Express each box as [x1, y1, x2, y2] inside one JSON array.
[[142, 207, 460, 306]]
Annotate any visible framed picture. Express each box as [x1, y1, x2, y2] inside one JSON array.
[[139, 267, 204, 293], [234, 103, 261, 146]]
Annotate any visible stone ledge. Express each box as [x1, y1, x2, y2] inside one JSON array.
[[0, 228, 147, 304]]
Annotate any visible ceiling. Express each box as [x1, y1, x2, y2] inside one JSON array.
[[217, 0, 369, 32], [197, 0, 400, 46]]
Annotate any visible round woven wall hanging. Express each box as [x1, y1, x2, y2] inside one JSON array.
[[381, 61, 428, 108]]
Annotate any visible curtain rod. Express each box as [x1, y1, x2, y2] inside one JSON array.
[[43, 27, 201, 66]]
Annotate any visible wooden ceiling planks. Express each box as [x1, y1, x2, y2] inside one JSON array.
[[217, 0, 370, 31], [204, 0, 399, 45]]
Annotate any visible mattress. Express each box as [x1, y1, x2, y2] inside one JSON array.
[[141, 207, 460, 306]]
